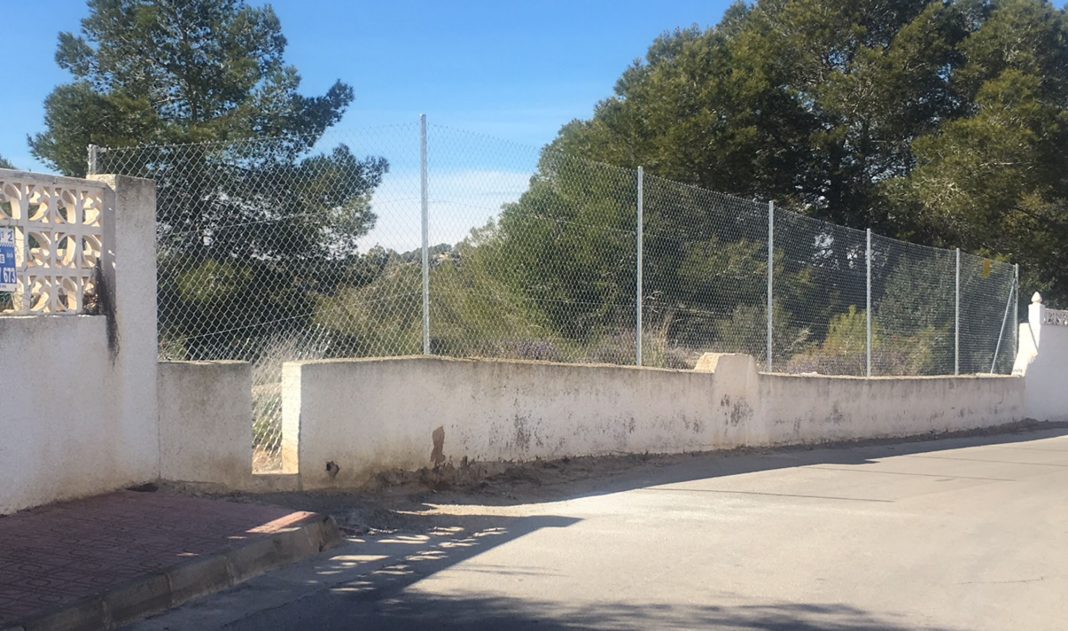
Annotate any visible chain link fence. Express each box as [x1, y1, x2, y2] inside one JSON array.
[[96, 120, 1018, 471]]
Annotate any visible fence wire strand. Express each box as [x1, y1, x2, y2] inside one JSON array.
[[97, 123, 1018, 471]]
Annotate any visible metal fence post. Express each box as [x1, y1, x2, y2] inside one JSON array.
[[990, 264, 1016, 374], [87, 144, 98, 176], [866, 228, 872, 377], [636, 166, 644, 367], [420, 114, 430, 356], [955, 247, 960, 375], [767, 200, 774, 372], [1013, 264, 1019, 367]]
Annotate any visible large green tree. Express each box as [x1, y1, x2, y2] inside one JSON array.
[[451, 0, 1058, 371], [30, 0, 353, 176], [534, 0, 1068, 303], [31, 0, 389, 360]]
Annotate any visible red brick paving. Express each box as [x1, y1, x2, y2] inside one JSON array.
[[0, 490, 312, 625]]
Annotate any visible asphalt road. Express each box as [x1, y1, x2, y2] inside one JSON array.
[[128, 427, 1068, 630]]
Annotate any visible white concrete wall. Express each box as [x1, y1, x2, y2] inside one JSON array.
[[758, 373, 1024, 444], [0, 175, 159, 515], [158, 362, 252, 488], [92, 174, 160, 484], [1014, 294, 1068, 422], [1019, 324, 1068, 422], [283, 354, 1026, 489], [285, 357, 723, 488], [0, 316, 114, 512]]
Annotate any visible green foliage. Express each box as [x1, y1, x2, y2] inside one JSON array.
[[714, 303, 811, 363], [176, 260, 252, 305], [489, 154, 638, 343], [0, 155, 13, 169], [786, 306, 872, 375], [312, 256, 422, 358], [40, 0, 389, 360], [785, 304, 949, 376], [31, 0, 352, 176], [533, 0, 1068, 303]]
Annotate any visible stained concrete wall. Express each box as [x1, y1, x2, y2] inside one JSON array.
[[284, 357, 721, 489], [758, 373, 1024, 444], [282, 354, 1026, 489], [158, 362, 252, 489], [0, 175, 159, 515]]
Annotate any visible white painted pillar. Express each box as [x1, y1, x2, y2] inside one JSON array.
[[89, 174, 160, 479]]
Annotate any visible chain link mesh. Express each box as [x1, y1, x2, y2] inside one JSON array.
[[424, 126, 638, 364], [959, 252, 1017, 375], [870, 236, 957, 376], [772, 212, 869, 375], [643, 175, 769, 368], [98, 126, 422, 471], [96, 123, 1018, 471]]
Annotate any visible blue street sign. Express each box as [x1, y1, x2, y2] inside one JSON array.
[[0, 227, 16, 293]]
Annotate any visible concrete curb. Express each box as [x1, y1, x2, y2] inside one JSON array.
[[3, 512, 341, 631]]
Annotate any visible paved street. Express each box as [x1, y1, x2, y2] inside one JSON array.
[[128, 427, 1068, 630]]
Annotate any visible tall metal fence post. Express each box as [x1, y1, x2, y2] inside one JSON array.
[[636, 166, 644, 367], [766, 200, 774, 372], [87, 144, 98, 176], [866, 228, 872, 377], [420, 114, 430, 356], [1013, 264, 1020, 369], [990, 263, 1016, 374], [955, 247, 961, 375]]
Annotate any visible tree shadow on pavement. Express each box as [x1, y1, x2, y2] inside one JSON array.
[[211, 509, 952, 631], [135, 427, 1068, 630], [233, 586, 954, 630]]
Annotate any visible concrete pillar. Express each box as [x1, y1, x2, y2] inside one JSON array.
[[1028, 292, 1045, 349], [90, 174, 160, 480]]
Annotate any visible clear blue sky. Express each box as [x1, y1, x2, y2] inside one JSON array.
[[2, 0, 731, 172]]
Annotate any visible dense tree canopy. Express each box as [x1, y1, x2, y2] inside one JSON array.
[[541, 0, 1068, 303], [394, 0, 1035, 373], [24, 0, 1040, 376], [30, 0, 353, 176], [30, 0, 388, 360]]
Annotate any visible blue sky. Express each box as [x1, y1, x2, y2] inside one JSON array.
[[2, 0, 730, 172], [9, 1, 1065, 251]]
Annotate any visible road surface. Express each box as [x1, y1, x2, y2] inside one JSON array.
[[128, 427, 1068, 630]]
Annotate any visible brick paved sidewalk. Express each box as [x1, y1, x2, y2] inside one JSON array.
[[0, 490, 324, 627]]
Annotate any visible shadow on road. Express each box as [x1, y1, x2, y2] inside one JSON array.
[[251, 423, 1068, 521], [223, 511, 953, 630], [239, 582, 956, 630], [136, 425, 1068, 630]]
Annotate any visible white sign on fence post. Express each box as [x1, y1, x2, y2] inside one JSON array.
[[0, 227, 16, 293]]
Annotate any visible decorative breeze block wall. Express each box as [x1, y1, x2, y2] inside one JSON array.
[[0, 171, 107, 314]]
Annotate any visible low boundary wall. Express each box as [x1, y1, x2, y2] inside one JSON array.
[[1014, 293, 1068, 422], [0, 174, 158, 515], [283, 354, 1026, 489], [158, 361, 252, 489]]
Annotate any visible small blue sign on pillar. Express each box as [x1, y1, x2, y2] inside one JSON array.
[[0, 227, 16, 293]]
